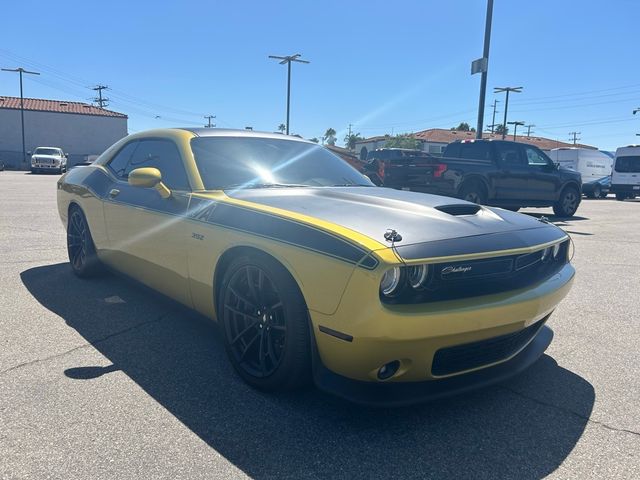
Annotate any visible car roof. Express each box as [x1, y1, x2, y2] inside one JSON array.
[[177, 127, 313, 143]]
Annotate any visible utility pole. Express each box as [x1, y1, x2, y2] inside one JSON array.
[[2, 67, 40, 167], [489, 99, 500, 134], [268, 54, 310, 135], [92, 85, 109, 108], [472, 0, 494, 139], [633, 107, 640, 115], [494, 86, 523, 139], [507, 121, 525, 141], [524, 124, 535, 137], [569, 131, 581, 145], [204, 115, 216, 128]]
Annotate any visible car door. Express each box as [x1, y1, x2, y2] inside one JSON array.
[[493, 141, 531, 200], [102, 138, 193, 306], [521, 145, 562, 201]]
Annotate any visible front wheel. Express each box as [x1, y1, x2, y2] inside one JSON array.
[[592, 184, 602, 199], [615, 193, 627, 201], [219, 254, 311, 391], [553, 186, 580, 217]]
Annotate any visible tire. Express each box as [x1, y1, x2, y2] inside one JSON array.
[[67, 206, 103, 277], [218, 253, 311, 391], [599, 190, 608, 199], [553, 186, 580, 217], [459, 181, 487, 205], [615, 193, 626, 201], [592, 184, 601, 199]]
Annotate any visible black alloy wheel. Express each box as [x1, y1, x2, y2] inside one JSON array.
[[220, 254, 311, 391], [67, 207, 101, 277], [553, 186, 580, 217]]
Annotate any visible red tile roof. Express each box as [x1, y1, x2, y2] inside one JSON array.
[[357, 128, 595, 151], [0, 96, 127, 118]]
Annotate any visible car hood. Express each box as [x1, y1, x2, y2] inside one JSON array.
[[225, 187, 566, 259]]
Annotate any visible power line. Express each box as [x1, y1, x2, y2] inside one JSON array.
[[569, 131, 581, 145], [92, 85, 109, 108]]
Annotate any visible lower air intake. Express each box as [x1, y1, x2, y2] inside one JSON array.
[[431, 319, 545, 376]]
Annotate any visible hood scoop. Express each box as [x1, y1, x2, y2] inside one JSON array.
[[434, 204, 481, 216]]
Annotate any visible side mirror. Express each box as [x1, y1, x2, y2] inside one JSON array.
[[128, 167, 171, 199]]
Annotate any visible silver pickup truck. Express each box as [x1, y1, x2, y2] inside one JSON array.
[[30, 147, 68, 174]]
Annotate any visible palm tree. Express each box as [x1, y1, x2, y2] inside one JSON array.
[[344, 132, 364, 151], [323, 128, 337, 146], [278, 123, 286, 133]]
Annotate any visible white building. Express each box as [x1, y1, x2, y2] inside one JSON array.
[[0, 96, 128, 169]]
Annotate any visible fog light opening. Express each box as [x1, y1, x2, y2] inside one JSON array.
[[377, 360, 401, 380]]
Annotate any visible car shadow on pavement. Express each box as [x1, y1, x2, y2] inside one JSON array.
[[21, 263, 595, 480]]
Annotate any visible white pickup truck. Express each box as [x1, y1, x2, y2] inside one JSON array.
[[30, 147, 68, 174]]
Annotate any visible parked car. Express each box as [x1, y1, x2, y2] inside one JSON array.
[[547, 147, 612, 198], [364, 148, 438, 186], [57, 128, 575, 405], [611, 145, 640, 201], [30, 147, 68, 174], [369, 140, 583, 217]]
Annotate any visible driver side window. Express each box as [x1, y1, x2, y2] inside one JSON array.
[[524, 146, 550, 166]]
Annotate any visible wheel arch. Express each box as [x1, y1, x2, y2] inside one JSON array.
[[212, 245, 306, 320], [559, 181, 582, 200], [458, 175, 491, 198]]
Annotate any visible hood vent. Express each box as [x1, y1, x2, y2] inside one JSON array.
[[435, 204, 481, 216]]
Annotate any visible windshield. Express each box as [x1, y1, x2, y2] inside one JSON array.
[[615, 155, 640, 173], [34, 148, 60, 156], [191, 137, 373, 190]]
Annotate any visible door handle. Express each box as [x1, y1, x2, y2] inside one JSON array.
[[108, 188, 120, 198]]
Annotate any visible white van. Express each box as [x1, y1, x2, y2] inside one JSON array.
[[547, 148, 613, 198], [611, 145, 640, 201]]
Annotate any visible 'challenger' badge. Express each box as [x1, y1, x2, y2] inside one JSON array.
[[441, 265, 472, 275]]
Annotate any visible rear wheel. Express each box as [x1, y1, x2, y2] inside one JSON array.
[[67, 206, 102, 277], [219, 254, 311, 391], [459, 181, 487, 205], [553, 186, 580, 217]]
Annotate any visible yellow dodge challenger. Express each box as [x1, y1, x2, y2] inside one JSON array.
[[57, 128, 574, 406]]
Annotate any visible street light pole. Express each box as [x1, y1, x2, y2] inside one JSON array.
[[474, 0, 494, 139], [494, 86, 522, 139], [268, 54, 310, 135], [507, 121, 525, 141], [2, 67, 40, 166]]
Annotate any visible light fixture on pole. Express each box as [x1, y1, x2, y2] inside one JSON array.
[[507, 121, 525, 141], [494, 86, 523, 139], [268, 54, 310, 135], [1, 67, 40, 166]]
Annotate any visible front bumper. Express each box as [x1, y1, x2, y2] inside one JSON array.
[[310, 262, 574, 389], [313, 323, 553, 407]]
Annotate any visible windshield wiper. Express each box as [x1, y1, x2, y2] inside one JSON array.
[[222, 182, 310, 190], [330, 183, 372, 187]]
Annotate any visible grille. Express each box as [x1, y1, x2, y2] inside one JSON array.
[[382, 240, 569, 304], [431, 319, 545, 376]]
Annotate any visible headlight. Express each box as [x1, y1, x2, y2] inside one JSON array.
[[407, 264, 429, 289], [540, 247, 552, 262], [380, 267, 403, 296], [552, 243, 561, 258]]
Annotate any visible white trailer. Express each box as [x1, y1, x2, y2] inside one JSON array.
[[547, 148, 613, 198]]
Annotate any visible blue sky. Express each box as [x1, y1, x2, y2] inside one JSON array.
[[1, 0, 639, 150]]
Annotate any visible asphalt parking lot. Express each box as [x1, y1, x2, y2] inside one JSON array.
[[1, 170, 639, 479]]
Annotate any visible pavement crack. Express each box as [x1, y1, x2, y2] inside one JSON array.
[[500, 385, 640, 438], [0, 315, 168, 377]]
